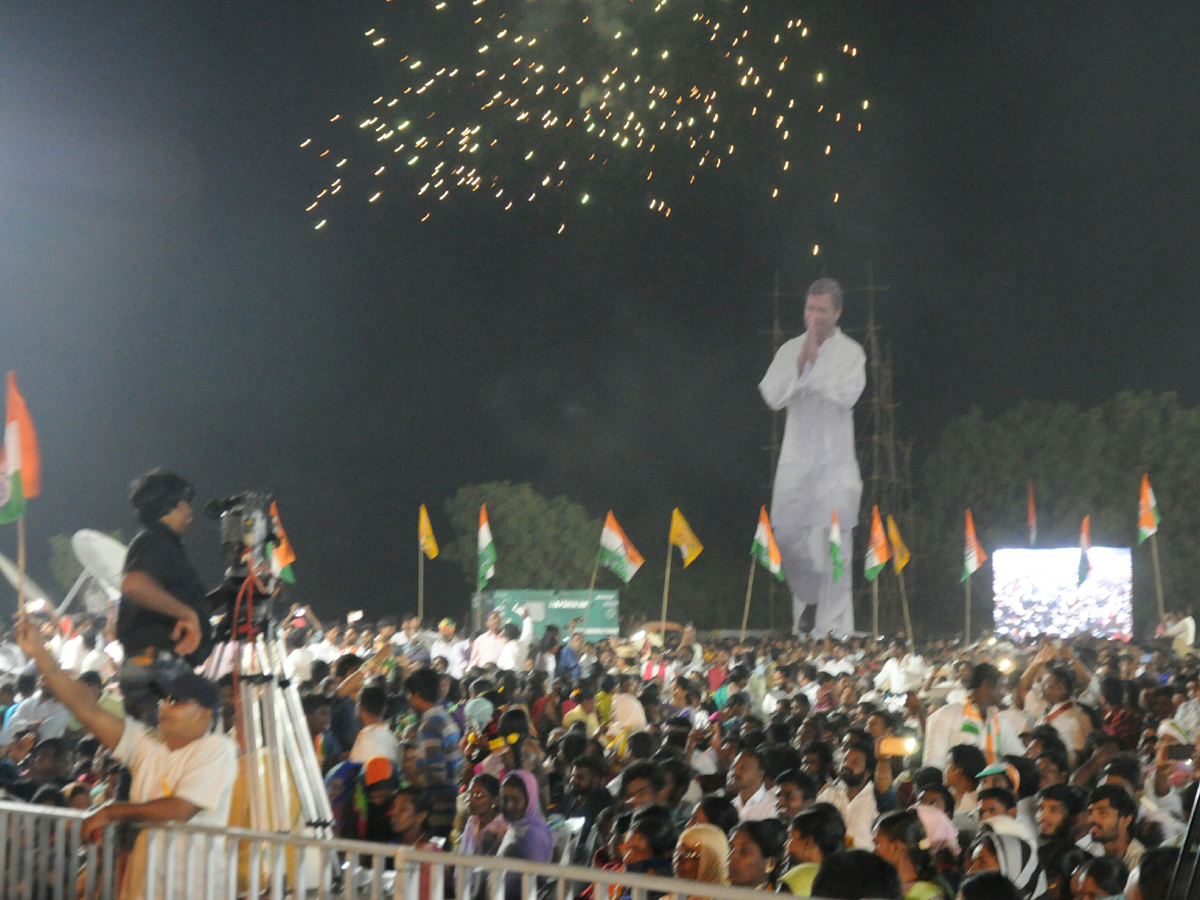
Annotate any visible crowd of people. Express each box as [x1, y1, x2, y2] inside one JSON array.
[[4, 595, 1200, 900]]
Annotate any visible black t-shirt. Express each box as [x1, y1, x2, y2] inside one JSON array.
[[116, 521, 213, 665]]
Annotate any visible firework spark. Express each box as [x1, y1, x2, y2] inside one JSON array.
[[302, 0, 869, 232]]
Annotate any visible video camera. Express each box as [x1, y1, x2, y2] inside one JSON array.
[[205, 491, 287, 642]]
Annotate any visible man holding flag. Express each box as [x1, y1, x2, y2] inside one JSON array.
[[759, 278, 866, 636]]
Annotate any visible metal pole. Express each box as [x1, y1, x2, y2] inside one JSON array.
[[740, 556, 757, 642], [871, 579, 879, 637], [16, 517, 26, 619], [418, 546, 425, 624], [1151, 532, 1166, 622], [660, 534, 674, 629], [897, 569, 914, 647], [965, 576, 972, 644], [586, 550, 600, 611]]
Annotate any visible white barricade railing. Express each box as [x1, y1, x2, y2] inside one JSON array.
[[0, 800, 119, 900], [0, 800, 821, 900]]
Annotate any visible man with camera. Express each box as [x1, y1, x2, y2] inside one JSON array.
[[115, 469, 214, 723]]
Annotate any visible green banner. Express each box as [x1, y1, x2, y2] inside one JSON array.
[[483, 589, 619, 638]]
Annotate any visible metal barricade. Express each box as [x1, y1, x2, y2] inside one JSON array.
[[0, 800, 118, 900], [0, 801, 833, 900]]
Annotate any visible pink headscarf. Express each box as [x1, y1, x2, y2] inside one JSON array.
[[915, 803, 960, 856]]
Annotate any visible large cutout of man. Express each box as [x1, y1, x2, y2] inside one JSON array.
[[759, 277, 865, 636]]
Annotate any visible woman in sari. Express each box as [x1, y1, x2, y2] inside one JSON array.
[[497, 770, 554, 900]]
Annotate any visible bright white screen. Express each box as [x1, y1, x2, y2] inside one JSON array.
[[991, 547, 1132, 642]]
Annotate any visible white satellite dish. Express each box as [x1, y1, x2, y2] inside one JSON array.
[[57, 530, 128, 615], [72, 530, 127, 597], [0, 551, 52, 612]]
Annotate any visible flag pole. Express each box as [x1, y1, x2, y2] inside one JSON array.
[[871, 579, 879, 637], [660, 533, 673, 628], [586, 548, 601, 610], [964, 576, 972, 644], [740, 554, 756, 643], [418, 542, 425, 623], [17, 517, 26, 621], [897, 569, 914, 647], [1150, 533, 1165, 622], [473, 574, 482, 634]]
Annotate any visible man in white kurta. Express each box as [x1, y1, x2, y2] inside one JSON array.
[[759, 278, 866, 636]]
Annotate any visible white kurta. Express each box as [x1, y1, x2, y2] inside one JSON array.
[[759, 328, 866, 636]]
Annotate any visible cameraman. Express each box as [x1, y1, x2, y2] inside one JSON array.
[[115, 469, 213, 723]]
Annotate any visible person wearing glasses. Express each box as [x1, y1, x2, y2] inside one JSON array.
[[114, 469, 214, 724], [13, 619, 236, 900]]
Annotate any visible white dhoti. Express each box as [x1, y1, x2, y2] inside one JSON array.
[[760, 327, 866, 637], [776, 523, 856, 636]]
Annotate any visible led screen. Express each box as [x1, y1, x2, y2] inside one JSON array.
[[991, 547, 1132, 642]]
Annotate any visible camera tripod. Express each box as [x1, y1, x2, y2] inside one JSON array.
[[205, 630, 333, 836]]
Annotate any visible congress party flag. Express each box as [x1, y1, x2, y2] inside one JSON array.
[[887, 515, 910, 573], [419, 504, 439, 559], [829, 509, 845, 583], [1028, 481, 1037, 547], [268, 501, 297, 584], [864, 506, 891, 582], [751, 507, 785, 582], [961, 509, 987, 581], [1078, 515, 1092, 586], [669, 508, 703, 567], [1138, 474, 1160, 545], [599, 511, 644, 582], [478, 504, 496, 589], [0, 373, 40, 525]]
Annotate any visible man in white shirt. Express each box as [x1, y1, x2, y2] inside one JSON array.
[[728, 748, 777, 821], [57, 619, 86, 674], [1021, 664, 1092, 765], [430, 619, 470, 678], [759, 278, 866, 636], [283, 629, 315, 684], [14, 620, 238, 900], [923, 663, 1025, 770], [873, 639, 929, 695], [3, 682, 71, 741], [496, 608, 534, 672], [468, 612, 507, 669], [349, 684, 399, 766], [816, 743, 884, 850], [310, 625, 344, 666]]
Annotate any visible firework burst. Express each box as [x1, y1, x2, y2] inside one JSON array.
[[302, 0, 869, 232]]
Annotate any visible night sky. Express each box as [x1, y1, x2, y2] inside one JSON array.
[[2, 2, 1198, 625]]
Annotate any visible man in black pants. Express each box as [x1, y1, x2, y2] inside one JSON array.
[[115, 468, 214, 723]]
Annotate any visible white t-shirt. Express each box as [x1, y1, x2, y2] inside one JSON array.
[[350, 723, 400, 765], [58, 635, 85, 674], [113, 718, 238, 900]]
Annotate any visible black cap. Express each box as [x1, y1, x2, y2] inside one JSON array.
[[149, 669, 220, 712]]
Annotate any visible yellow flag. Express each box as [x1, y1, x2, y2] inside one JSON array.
[[886, 515, 910, 573], [669, 508, 703, 567], [418, 504, 439, 559]]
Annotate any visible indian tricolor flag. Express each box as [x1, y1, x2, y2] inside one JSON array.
[[829, 509, 845, 583], [1138, 474, 1160, 545], [751, 507, 785, 581], [0, 373, 40, 525], [961, 509, 986, 581], [269, 501, 296, 584], [864, 506, 890, 581], [478, 504, 496, 589], [599, 511, 644, 582], [1078, 515, 1092, 586]]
